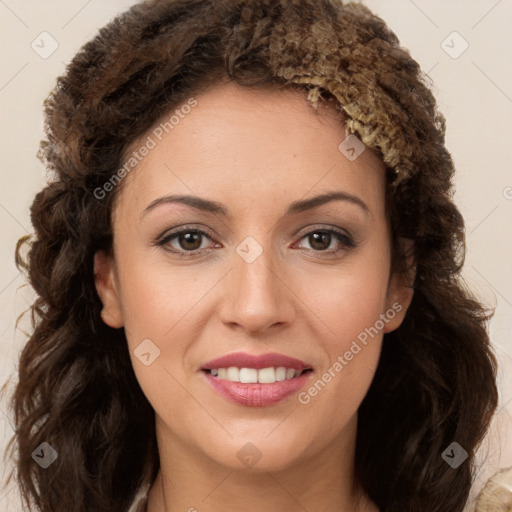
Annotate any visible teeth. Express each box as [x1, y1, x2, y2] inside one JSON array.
[[258, 367, 276, 383], [209, 366, 304, 383], [275, 367, 286, 381], [240, 368, 258, 383], [227, 367, 239, 381]]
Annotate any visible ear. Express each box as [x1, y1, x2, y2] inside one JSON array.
[[93, 249, 124, 328], [383, 237, 416, 334]]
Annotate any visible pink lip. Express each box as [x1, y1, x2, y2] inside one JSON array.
[[201, 351, 312, 371], [203, 371, 312, 407], [201, 351, 313, 407]]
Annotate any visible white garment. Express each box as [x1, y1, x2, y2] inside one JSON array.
[[127, 483, 150, 512]]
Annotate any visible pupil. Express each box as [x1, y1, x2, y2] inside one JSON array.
[[181, 232, 201, 250], [310, 232, 330, 250]]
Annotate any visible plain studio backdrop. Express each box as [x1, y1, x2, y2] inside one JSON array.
[[1, 1, 511, 510]]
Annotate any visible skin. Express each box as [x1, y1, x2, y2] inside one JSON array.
[[94, 80, 414, 512]]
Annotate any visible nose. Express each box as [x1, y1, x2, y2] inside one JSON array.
[[218, 239, 296, 335]]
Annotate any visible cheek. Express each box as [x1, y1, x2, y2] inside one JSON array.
[[291, 242, 390, 428], [297, 270, 386, 400], [112, 253, 204, 395], [294, 277, 387, 448], [296, 246, 391, 353], [115, 252, 212, 342]]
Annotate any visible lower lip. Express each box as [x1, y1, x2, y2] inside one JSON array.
[[203, 371, 312, 407]]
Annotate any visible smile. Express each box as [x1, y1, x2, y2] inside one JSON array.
[[201, 352, 313, 407]]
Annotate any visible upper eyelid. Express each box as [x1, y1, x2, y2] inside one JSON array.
[[160, 223, 351, 237], [159, 225, 216, 241]]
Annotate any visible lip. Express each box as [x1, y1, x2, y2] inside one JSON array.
[[203, 371, 312, 407], [201, 351, 312, 371], [200, 351, 313, 407]]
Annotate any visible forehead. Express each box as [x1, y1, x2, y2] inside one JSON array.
[[113, 81, 387, 223]]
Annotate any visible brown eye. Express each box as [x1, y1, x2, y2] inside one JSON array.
[[156, 228, 216, 256], [297, 228, 355, 254], [177, 231, 203, 251], [308, 232, 332, 251]]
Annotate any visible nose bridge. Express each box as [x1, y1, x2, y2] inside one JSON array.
[[219, 233, 293, 333]]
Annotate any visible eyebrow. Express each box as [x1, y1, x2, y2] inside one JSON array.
[[140, 190, 370, 220]]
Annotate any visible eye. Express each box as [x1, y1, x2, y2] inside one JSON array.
[[295, 228, 356, 255], [154, 225, 356, 258], [155, 227, 216, 257]]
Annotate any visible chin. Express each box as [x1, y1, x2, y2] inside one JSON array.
[[201, 434, 310, 473]]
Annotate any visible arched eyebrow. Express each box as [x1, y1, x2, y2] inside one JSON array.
[[285, 191, 370, 217], [140, 190, 370, 220]]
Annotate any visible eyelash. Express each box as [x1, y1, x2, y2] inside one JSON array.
[[154, 225, 357, 259]]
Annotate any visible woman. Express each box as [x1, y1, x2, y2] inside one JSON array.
[[5, 0, 498, 511]]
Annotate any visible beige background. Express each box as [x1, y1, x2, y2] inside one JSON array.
[[1, 0, 511, 510]]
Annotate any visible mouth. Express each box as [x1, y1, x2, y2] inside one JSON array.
[[201, 352, 314, 407]]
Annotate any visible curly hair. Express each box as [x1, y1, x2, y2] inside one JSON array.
[[3, 0, 498, 511]]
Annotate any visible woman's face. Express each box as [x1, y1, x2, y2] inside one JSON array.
[[94, 81, 413, 473]]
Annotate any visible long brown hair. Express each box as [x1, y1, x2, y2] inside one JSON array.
[[3, 1, 498, 511]]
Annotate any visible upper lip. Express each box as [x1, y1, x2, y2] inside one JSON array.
[[201, 352, 312, 371]]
